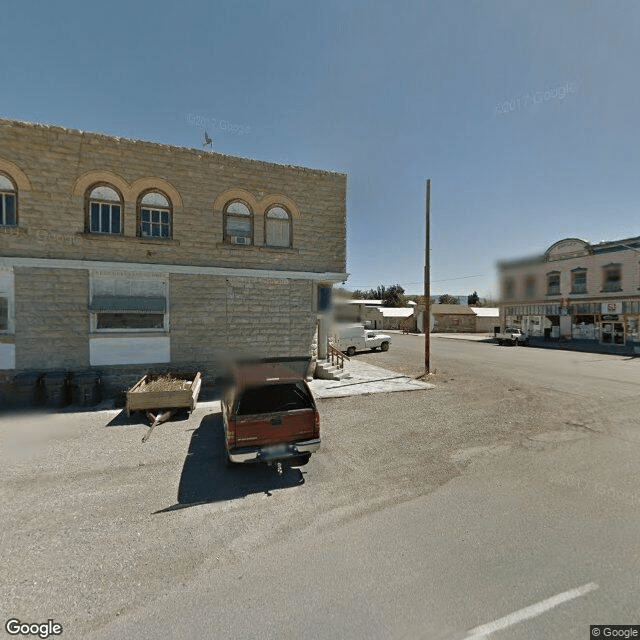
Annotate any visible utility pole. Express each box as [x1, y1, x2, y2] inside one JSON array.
[[424, 179, 431, 373]]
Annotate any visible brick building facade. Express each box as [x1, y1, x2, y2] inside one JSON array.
[[0, 119, 347, 404], [498, 237, 640, 353]]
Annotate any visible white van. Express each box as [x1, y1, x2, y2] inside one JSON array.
[[332, 325, 392, 356]]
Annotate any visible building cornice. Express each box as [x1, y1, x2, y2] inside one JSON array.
[[0, 256, 348, 283]]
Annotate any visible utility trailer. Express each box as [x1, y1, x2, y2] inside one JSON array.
[[126, 372, 202, 441]]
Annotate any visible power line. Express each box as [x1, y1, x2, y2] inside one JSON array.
[[345, 273, 488, 288]]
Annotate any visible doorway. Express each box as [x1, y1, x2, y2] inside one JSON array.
[[601, 322, 624, 345]]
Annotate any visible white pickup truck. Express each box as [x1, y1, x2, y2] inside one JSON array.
[[333, 326, 392, 357], [494, 326, 528, 346]]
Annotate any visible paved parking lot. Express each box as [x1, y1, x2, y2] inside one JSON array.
[[2, 337, 639, 639]]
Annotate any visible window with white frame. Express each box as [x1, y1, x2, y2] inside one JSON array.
[[89, 272, 168, 332], [139, 191, 172, 238], [571, 268, 587, 294], [87, 185, 123, 235], [224, 200, 252, 245], [547, 272, 560, 295], [0, 173, 17, 227], [265, 205, 291, 248], [602, 264, 622, 292], [0, 270, 14, 334]]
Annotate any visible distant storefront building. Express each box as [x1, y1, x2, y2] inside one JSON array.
[[498, 237, 640, 354]]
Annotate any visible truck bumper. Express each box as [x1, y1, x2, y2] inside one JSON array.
[[228, 438, 321, 463]]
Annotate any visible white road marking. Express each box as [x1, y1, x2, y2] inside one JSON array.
[[463, 582, 598, 639]]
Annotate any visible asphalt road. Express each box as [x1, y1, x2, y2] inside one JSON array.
[[1, 336, 639, 639]]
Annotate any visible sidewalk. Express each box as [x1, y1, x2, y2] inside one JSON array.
[[389, 330, 493, 342], [423, 331, 640, 356], [525, 336, 640, 356], [429, 332, 493, 342], [308, 360, 433, 399]]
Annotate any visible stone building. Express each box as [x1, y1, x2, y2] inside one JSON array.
[[429, 304, 477, 333], [498, 237, 640, 353], [0, 119, 347, 404], [361, 305, 416, 331], [470, 307, 500, 333]]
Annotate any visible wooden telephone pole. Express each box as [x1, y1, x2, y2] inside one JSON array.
[[424, 179, 431, 373]]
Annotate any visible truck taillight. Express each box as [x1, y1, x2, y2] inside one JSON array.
[[314, 410, 320, 437]]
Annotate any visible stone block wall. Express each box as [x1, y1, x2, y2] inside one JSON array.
[[0, 118, 346, 408], [15, 267, 89, 370], [0, 118, 346, 275]]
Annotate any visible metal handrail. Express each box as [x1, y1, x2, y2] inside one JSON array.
[[328, 342, 350, 369]]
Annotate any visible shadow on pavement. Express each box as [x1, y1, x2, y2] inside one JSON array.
[[154, 412, 304, 513], [105, 408, 191, 428], [105, 410, 136, 427]]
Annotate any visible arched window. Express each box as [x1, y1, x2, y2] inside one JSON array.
[[0, 173, 17, 227], [138, 191, 172, 238], [265, 206, 292, 248], [224, 200, 252, 245], [87, 184, 123, 235]]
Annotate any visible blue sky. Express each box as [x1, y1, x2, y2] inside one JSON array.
[[2, 0, 639, 297]]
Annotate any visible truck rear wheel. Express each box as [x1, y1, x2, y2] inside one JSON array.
[[346, 346, 356, 357], [380, 341, 389, 351]]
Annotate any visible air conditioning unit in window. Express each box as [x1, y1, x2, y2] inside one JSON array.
[[230, 236, 250, 245]]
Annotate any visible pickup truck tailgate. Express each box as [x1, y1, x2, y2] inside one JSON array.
[[232, 380, 318, 448], [234, 407, 316, 447]]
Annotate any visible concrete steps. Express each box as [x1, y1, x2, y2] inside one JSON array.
[[314, 359, 351, 381]]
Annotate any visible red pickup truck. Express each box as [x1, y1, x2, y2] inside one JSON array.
[[222, 357, 320, 471]]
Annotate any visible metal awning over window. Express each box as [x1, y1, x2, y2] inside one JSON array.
[[89, 296, 166, 312]]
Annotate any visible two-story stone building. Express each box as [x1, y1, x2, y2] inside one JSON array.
[[0, 118, 347, 403], [498, 237, 640, 353]]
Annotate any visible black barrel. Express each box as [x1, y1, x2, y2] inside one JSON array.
[[12, 372, 44, 408], [70, 370, 101, 407], [43, 371, 69, 408]]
